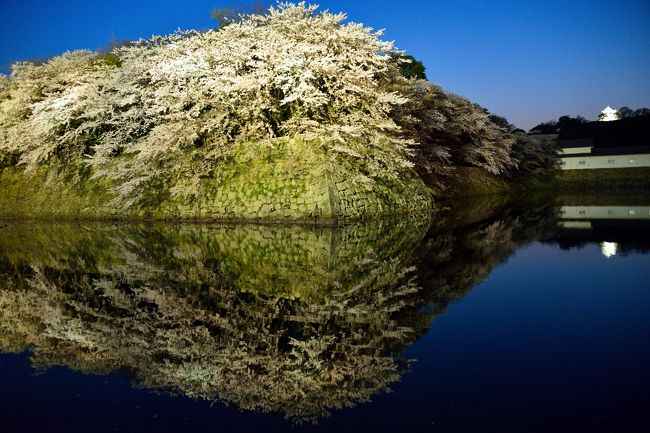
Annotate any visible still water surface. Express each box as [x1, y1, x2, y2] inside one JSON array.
[[1, 199, 649, 432]]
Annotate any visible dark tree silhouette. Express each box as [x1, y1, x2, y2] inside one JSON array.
[[394, 54, 427, 80], [211, 2, 268, 28]]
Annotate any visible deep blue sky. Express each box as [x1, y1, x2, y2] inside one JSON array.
[[1, 0, 649, 129]]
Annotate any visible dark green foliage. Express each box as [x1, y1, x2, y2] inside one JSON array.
[[618, 106, 650, 118], [211, 2, 268, 28], [530, 115, 588, 133], [78, 132, 102, 156], [0, 149, 21, 171], [53, 119, 106, 159], [54, 117, 84, 137], [110, 146, 124, 157], [394, 54, 427, 80], [529, 121, 558, 134], [618, 106, 634, 118], [487, 114, 514, 131], [556, 115, 588, 131]]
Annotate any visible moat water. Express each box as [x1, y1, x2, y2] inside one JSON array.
[[1, 196, 649, 432]]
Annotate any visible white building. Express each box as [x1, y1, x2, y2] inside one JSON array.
[[598, 106, 619, 122], [559, 139, 650, 169], [556, 115, 650, 169]]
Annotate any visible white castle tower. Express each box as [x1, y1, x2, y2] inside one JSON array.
[[598, 106, 619, 121]]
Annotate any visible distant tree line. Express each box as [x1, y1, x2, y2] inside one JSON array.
[[618, 106, 650, 119], [530, 106, 650, 134], [210, 2, 269, 28], [530, 115, 588, 134]]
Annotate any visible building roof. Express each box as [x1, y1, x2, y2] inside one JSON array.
[[560, 146, 650, 158]]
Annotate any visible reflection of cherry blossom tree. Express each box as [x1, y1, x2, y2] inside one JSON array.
[[0, 219, 430, 423], [0, 203, 561, 422]]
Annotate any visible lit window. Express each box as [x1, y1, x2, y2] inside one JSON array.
[[629, 159, 636, 163]]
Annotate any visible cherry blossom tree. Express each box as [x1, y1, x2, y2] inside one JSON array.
[[0, 2, 535, 204]]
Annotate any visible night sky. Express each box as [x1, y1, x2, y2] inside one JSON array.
[[1, 0, 648, 130]]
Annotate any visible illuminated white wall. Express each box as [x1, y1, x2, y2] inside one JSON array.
[[559, 146, 593, 155], [560, 153, 650, 169]]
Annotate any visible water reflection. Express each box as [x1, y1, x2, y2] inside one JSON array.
[[600, 241, 618, 258], [554, 202, 650, 256], [0, 200, 649, 423], [1, 216, 432, 422]]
